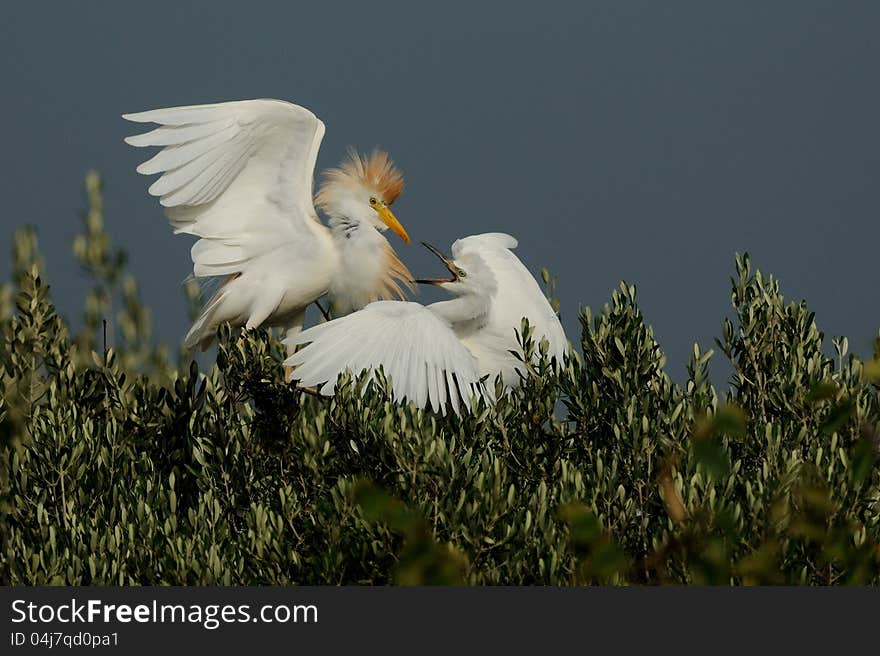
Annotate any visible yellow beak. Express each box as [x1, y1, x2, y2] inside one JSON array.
[[376, 205, 410, 244]]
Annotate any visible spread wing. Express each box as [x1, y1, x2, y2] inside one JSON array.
[[284, 301, 483, 416], [123, 98, 327, 280], [453, 233, 568, 385]]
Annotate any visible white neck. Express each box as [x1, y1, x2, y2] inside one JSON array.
[[327, 213, 372, 241], [428, 294, 489, 326], [327, 220, 390, 316]]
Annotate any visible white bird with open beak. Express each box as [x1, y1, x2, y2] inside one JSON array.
[[284, 233, 569, 415], [123, 98, 413, 352]]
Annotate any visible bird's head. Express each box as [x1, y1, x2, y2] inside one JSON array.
[[315, 149, 410, 243], [415, 242, 496, 298]]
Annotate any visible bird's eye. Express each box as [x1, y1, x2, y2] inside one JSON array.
[[369, 197, 378, 205], [458, 270, 467, 278]]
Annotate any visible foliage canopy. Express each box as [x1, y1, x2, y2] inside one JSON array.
[[1, 173, 879, 585]]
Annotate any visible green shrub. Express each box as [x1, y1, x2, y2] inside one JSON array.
[[1, 173, 878, 585]]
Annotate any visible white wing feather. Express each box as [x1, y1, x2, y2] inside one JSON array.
[[284, 301, 482, 415], [124, 99, 338, 348], [123, 99, 329, 279], [453, 233, 568, 384]]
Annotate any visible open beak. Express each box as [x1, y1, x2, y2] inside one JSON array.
[[414, 241, 461, 285], [376, 204, 410, 244]]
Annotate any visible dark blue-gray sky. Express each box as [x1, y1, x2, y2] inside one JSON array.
[[2, 1, 878, 380]]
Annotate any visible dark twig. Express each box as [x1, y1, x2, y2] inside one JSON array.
[[102, 318, 110, 424], [314, 300, 331, 322], [297, 385, 329, 400]]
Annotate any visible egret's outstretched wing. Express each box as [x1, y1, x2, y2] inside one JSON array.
[[124, 98, 327, 279], [453, 233, 568, 384], [284, 301, 482, 415]]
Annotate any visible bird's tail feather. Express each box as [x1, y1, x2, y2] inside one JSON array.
[[183, 282, 229, 351]]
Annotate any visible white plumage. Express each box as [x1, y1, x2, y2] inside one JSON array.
[[451, 233, 568, 387], [289, 301, 483, 415], [124, 98, 413, 351], [284, 233, 568, 415]]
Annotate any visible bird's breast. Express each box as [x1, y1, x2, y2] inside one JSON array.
[[327, 231, 409, 316], [328, 253, 387, 315]]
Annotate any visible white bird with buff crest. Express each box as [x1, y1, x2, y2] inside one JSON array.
[[123, 98, 413, 352]]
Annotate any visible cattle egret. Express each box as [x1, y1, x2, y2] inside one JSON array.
[[284, 233, 568, 415], [123, 98, 413, 351]]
